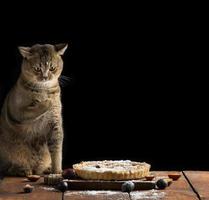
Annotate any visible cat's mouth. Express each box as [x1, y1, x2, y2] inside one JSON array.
[[42, 78, 49, 82], [39, 77, 50, 82]]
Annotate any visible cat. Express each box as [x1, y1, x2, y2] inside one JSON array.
[[0, 43, 68, 176]]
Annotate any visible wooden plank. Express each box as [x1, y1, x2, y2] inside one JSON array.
[[0, 171, 204, 200], [184, 171, 209, 200], [66, 179, 155, 190], [148, 171, 198, 200], [64, 171, 199, 200], [0, 177, 61, 200], [0, 177, 28, 200]]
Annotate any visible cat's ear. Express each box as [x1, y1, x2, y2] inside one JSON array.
[[54, 43, 68, 55], [18, 46, 32, 59]]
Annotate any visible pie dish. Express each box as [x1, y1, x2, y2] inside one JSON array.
[[73, 160, 151, 180]]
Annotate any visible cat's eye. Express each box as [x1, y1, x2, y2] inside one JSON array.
[[49, 66, 56, 71], [34, 66, 41, 72]]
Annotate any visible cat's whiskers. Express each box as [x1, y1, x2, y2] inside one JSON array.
[[59, 75, 71, 87]]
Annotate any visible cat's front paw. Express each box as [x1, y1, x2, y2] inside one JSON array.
[[43, 166, 52, 174], [24, 170, 33, 177], [7, 165, 32, 177]]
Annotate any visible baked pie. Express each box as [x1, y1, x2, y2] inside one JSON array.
[[73, 160, 151, 180]]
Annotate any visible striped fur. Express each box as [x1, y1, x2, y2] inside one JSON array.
[[0, 44, 67, 176]]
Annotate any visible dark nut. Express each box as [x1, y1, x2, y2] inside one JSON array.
[[121, 181, 135, 192], [62, 168, 77, 179], [23, 184, 34, 193], [56, 181, 68, 192], [156, 179, 168, 189]]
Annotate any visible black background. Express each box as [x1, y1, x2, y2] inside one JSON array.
[[0, 5, 207, 171]]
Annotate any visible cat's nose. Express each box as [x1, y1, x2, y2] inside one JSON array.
[[42, 71, 49, 79], [42, 75, 48, 80], [42, 69, 49, 80]]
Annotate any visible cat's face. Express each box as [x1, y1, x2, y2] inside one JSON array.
[[18, 44, 68, 84]]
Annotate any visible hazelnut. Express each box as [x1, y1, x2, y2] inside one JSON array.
[[23, 184, 34, 193], [168, 173, 181, 181], [27, 175, 41, 182]]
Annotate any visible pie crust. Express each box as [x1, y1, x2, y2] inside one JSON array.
[[73, 160, 151, 180]]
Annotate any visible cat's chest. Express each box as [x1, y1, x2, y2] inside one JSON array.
[[24, 90, 59, 106], [28, 91, 50, 103], [12, 84, 60, 106], [22, 115, 50, 138]]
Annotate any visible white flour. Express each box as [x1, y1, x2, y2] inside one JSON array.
[[41, 186, 165, 200], [65, 190, 122, 196], [65, 190, 165, 199], [40, 186, 57, 191], [130, 190, 165, 200]]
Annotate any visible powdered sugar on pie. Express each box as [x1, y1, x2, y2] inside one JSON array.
[[73, 160, 151, 180]]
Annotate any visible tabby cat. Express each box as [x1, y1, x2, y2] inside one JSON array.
[[0, 43, 68, 176]]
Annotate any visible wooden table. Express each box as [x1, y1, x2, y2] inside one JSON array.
[[0, 171, 208, 200]]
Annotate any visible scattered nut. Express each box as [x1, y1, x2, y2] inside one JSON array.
[[156, 179, 168, 189], [62, 168, 78, 179], [27, 175, 41, 182], [23, 184, 34, 193], [121, 181, 135, 192], [56, 181, 68, 192], [145, 174, 155, 181], [168, 173, 181, 181]]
